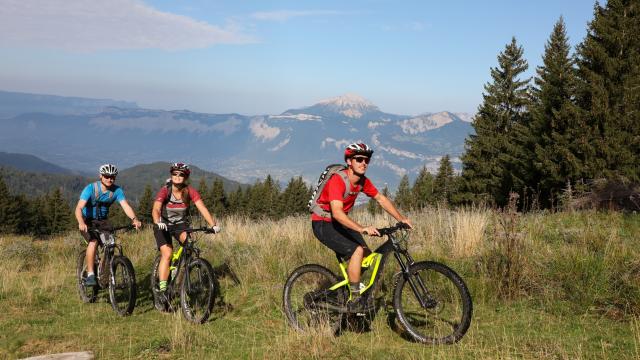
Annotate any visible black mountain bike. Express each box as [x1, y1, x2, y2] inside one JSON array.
[[283, 223, 473, 344], [77, 224, 137, 316], [150, 227, 218, 324]]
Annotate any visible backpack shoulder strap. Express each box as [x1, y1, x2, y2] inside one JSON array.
[[309, 165, 352, 219], [337, 170, 351, 200], [163, 182, 172, 204], [92, 181, 101, 204]]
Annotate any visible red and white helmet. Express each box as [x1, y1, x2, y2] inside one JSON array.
[[170, 162, 191, 177], [99, 163, 118, 176], [344, 142, 374, 161]]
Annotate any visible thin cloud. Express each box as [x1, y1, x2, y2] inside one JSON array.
[[249, 117, 280, 141], [250, 10, 342, 22], [0, 0, 255, 51]]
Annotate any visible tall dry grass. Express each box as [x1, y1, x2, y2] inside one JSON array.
[[1, 209, 639, 359]]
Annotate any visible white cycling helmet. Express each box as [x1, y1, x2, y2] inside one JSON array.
[[99, 163, 119, 176]]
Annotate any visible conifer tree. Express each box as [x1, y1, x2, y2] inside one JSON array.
[[108, 203, 130, 226], [262, 175, 281, 219], [575, 0, 640, 181], [46, 188, 71, 234], [412, 166, 434, 209], [394, 174, 413, 211], [434, 155, 455, 204], [246, 180, 264, 219], [367, 185, 389, 215], [209, 178, 228, 218], [367, 196, 380, 215], [280, 177, 311, 218], [30, 195, 50, 237], [197, 178, 211, 209], [227, 186, 246, 216], [6, 194, 29, 234], [461, 37, 531, 206], [0, 176, 10, 233], [530, 17, 584, 208], [137, 184, 154, 223]]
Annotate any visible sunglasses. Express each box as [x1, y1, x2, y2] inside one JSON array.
[[171, 172, 186, 177], [352, 156, 370, 164], [102, 175, 116, 180]]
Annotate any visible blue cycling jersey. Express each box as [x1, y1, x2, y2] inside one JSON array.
[[80, 182, 126, 220]]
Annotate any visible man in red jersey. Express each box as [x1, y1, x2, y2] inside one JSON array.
[[311, 143, 412, 309]]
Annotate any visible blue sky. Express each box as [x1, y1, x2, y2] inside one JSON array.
[[0, 0, 596, 115]]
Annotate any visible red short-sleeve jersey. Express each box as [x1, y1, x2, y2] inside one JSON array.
[[311, 170, 379, 222], [154, 185, 201, 224]]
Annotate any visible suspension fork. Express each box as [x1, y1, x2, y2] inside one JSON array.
[[394, 250, 432, 309], [181, 246, 195, 293]]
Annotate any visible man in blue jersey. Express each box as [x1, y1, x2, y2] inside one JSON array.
[[74, 164, 142, 286]]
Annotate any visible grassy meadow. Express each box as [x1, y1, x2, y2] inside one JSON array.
[[0, 208, 639, 359]]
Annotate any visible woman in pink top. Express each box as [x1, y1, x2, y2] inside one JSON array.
[[151, 162, 219, 294]]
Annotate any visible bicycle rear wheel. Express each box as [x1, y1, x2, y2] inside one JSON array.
[[180, 257, 217, 324], [282, 264, 346, 335], [393, 261, 472, 344], [76, 250, 98, 303], [108, 255, 137, 316]]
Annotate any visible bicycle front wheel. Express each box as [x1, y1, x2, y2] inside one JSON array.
[[108, 255, 137, 316], [180, 257, 217, 324], [393, 261, 472, 344], [282, 264, 346, 335], [76, 250, 98, 303]]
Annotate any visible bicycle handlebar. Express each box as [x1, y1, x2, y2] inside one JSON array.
[[153, 224, 220, 234], [181, 227, 219, 235], [376, 222, 411, 236], [89, 224, 135, 234]]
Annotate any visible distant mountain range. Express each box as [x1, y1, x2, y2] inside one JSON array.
[[0, 151, 84, 175], [0, 90, 138, 119], [0, 153, 243, 203], [1, 90, 474, 190]]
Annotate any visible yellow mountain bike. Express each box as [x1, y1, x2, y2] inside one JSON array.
[[150, 227, 218, 324], [283, 223, 473, 344]]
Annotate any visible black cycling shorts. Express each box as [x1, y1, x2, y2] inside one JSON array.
[[80, 219, 111, 243], [154, 222, 189, 249], [312, 220, 369, 260]]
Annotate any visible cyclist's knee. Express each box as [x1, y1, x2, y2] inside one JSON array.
[[352, 246, 364, 257], [160, 245, 172, 259]]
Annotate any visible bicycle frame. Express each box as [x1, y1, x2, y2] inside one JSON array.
[[84, 225, 132, 286], [165, 232, 205, 292], [327, 227, 433, 309]]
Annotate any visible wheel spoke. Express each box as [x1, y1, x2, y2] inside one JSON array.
[[283, 265, 345, 334], [394, 262, 472, 344], [181, 258, 215, 323]]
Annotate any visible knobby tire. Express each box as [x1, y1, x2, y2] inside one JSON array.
[[76, 250, 98, 303], [109, 255, 137, 316], [393, 261, 472, 344], [283, 264, 346, 335], [180, 257, 217, 324]]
